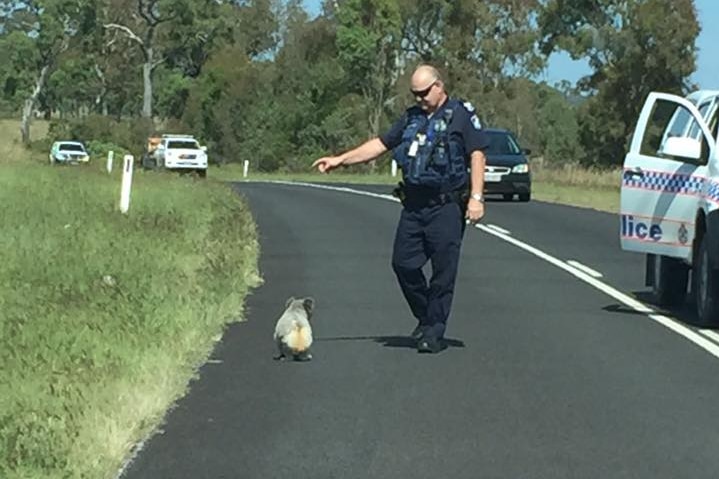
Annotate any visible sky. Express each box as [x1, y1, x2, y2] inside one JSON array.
[[302, 0, 718, 89]]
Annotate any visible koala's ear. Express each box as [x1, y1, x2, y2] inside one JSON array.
[[286, 296, 296, 308], [303, 297, 315, 312]]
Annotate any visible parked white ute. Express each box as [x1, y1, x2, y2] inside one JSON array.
[[620, 90, 719, 324], [155, 134, 208, 177]]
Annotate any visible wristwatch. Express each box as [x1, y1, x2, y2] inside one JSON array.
[[470, 193, 484, 203]]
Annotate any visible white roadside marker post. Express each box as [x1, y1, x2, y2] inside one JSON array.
[[120, 155, 134, 214], [243, 160, 249, 178], [391, 159, 398, 177], [107, 150, 114, 173]]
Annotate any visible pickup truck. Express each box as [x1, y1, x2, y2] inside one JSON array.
[[620, 90, 719, 324], [143, 134, 208, 177]]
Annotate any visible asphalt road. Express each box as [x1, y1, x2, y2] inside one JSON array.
[[121, 182, 719, 479]]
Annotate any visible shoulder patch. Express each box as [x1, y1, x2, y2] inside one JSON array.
[[463, 101, 476, 113], [471, 114, 482, 130]]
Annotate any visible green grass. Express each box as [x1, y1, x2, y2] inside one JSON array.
[[210, 161, 622, 213], [0, 161, 260, 478]]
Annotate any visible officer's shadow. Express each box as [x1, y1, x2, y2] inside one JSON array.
[[315, 335, 466, 349]]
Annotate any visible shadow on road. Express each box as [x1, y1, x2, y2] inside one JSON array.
[[602, 290, 719, 330], [315, 335, 466, 349]]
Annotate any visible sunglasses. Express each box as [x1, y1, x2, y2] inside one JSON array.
[[410, 82, 436, 99]]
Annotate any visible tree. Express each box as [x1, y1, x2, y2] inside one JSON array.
[[103, 0, 230, 122], [539, 0, 700, 166], [397, 0, 545, 96], [1, 0, 92, 144], [535, 84, 580, 164], [334, 0, 402, 138], [0, 32, 37, 113]]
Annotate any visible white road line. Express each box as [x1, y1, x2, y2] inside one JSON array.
[[566, 260, 603, 278], [253, 180, 400, 202], [474, 222, 719, 360], [699, 329, 719, 346], [474, 223, 654, 314], [649, 317, 719, 357], [486, 224, 511, 235], [249, 181, 719, 361]]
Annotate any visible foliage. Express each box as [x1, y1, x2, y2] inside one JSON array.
[[540, 0, 700, 166], [0, 0, 702, 165]]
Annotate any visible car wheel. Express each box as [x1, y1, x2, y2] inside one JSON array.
[[503, 193, 514, 201], [694, 236, 719, 325], [198, 169, 207, 178], [651, 254, 688, 307], [518, 192, 531, 202]]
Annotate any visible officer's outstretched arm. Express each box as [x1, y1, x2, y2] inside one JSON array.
[[312, 138, 387, 173]]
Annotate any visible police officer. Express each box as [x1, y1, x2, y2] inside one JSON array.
[[312, 64, 489, 354]]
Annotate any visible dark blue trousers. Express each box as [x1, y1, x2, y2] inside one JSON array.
[[391, 201, 466, 339]]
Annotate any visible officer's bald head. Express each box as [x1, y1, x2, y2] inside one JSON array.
[[410, 64, 446, 112], [411, 65, 442, 91]]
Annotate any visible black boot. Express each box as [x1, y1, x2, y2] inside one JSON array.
[[417, 335, 446, 354]]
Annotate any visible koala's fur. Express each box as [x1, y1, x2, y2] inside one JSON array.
[[273, 297, 314, 361]]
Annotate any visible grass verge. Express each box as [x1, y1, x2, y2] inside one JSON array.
[[0, 161, 260, 478]]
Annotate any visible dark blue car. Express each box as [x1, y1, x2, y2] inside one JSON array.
[[483, 128, 531, 202]]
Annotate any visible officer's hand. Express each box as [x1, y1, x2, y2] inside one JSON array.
[[466, 198, 485, 224], [312, 156, 343, 173]]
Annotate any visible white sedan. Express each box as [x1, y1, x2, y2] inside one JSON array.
[[49, 141, 90, 164]]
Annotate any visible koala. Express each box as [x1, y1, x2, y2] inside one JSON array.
[[273, 296, 315, 361]]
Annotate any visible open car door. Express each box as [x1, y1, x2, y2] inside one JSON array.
[[620, 92, 716, 262]]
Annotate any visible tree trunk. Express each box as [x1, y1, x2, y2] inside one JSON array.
[[20, 64, 51, 146], [142, 52, 153, 120], [94, 63, 108, 115]]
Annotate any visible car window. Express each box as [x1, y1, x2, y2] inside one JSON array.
[[687, 101, 712, 139], [167, 140, 199, 149], [705, 102, 718, 141], [642, 99, 710, 165], [59, 143, 85, 152], [665, 108, 693, 138], [485, 131, 521, 155]]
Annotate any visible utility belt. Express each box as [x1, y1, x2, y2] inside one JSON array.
[[392, 181, 469, 209]]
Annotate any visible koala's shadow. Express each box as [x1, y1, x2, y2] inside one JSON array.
[[315, 335, 466, 349]]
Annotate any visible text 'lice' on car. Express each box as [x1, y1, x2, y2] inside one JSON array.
[[49, 141, 90, 165], [482, 128, 532, 202]]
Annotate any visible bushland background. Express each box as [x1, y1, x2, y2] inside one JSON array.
[[0, 0, 702, 173]]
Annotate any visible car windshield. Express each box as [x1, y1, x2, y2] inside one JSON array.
[[486, 131, 522, 155], [167, 140, 199, 149], [59, 143, 85, 152]]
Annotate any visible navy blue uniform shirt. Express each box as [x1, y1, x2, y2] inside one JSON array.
[[380, 98, 490, 155]]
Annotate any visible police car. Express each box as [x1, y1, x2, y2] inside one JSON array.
[[620, 89, 719, 324]]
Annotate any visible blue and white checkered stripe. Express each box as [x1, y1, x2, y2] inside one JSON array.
[[622, 170, 704, 195], [706, 181, 719, 204]]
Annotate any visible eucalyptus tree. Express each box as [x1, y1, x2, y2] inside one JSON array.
[[0, 0, 93, 144], [397, 0, 545, 97], [333, 0, 403, 138], [539, 0, 700, 166]]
